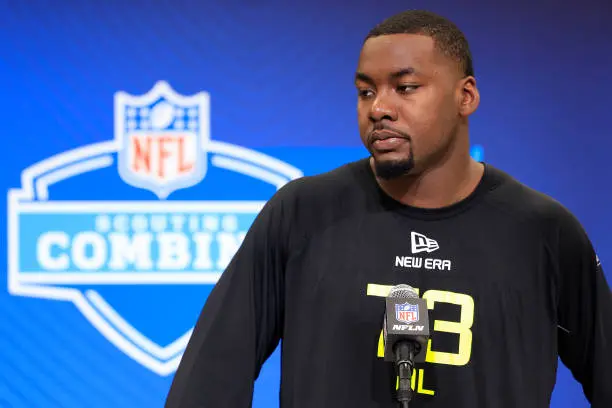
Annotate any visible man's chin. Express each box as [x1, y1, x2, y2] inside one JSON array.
[[372, 157, 415, 180]]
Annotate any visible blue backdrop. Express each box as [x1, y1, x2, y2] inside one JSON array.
[[1, 1, 610, 407]]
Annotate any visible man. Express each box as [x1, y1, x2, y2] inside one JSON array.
[[165, 10, 611, 407]]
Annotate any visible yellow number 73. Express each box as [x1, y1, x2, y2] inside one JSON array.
[[367, 284, 475, 367]]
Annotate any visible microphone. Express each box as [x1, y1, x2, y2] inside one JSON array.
[[383, 284, 430, 408]]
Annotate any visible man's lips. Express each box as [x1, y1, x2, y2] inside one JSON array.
[[370, 130, 410, 151]]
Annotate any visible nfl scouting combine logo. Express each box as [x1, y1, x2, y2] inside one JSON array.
[[7, 81, 303, 376]]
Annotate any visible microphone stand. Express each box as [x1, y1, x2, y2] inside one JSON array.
[[394, 341, 417, 408]]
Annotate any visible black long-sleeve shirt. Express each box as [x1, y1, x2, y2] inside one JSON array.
[[165, 159, 612, 407]]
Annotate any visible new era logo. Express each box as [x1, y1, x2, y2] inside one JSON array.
[[411, 232, 439, 254]]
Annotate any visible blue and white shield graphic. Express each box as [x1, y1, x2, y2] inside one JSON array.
[[395, 302, 419, 324], [7, 81, 304, 376], [115, 81, 210, 199]]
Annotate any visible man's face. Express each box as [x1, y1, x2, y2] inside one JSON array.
[[355, 34, 466, 179]]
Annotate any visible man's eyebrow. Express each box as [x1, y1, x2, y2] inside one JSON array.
[[390, 67, 417, 78], [354, 67, 418, 84], [355, 72, 373, 84]]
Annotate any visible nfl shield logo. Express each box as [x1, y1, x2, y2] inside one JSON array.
[[115, 81, 210, 199], [395, 302, 419, 324]]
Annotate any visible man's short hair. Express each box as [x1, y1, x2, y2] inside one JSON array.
[[365, 10, 474, 77]]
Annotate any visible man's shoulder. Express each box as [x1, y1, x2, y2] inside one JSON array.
[[258, 157, 372, 235], [273, 157, 370, 202], [485, 164, 583, 233]]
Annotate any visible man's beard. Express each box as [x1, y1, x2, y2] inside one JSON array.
[[373, 155, 415, 180]]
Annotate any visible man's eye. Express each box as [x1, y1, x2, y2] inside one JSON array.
[[397, 85, 420, 93], [358, 89, 374, 98]]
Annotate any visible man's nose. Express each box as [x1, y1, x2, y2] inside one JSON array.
[[369, 92, 398, 122]]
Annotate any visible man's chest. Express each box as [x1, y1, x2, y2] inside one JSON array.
[[284, 213, 555, 361], [281, 214, 558, 404], [287, 212, 548, 301]]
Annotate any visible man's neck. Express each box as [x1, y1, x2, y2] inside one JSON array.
[[371, 153, 485, 209]]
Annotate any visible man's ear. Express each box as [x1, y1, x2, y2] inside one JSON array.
[[459, 76, 480, 116]]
